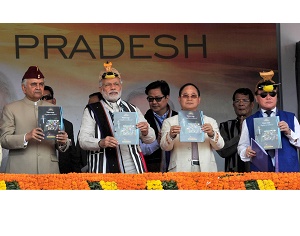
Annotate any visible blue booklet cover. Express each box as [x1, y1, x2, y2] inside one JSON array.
[[113, 112, 139, 145], [38, 106, 63, 139], [253, 116, 282, 150], [178, 110, 205, 142], [250, 138, 269, 172]]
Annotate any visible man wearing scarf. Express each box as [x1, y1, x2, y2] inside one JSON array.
[[78, 62, 155, 173]]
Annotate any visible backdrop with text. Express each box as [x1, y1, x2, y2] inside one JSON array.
[[0, 23, 278, 171]]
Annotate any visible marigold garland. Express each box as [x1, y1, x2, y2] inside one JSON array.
[[0, 180, 6, 190], [146, 180, 163, 190], [0, 172, 300, 190]]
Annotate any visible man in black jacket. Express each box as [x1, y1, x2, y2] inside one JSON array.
[[42, 85, 81, 173], [141, 80, 178, 172], [217, 88, 254, 172]]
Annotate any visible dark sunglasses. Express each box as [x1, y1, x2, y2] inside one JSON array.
[[147, 96, 165, 102], [41, 95, 53, 100], [257, 91, 277, 98]]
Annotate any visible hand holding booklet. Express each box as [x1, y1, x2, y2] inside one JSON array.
[[38, 106, 63, 139], [250, 138, 269, 172], [253, 116, 282, 150], [178, 110, 205, 142], [113, 112, 139, 145]]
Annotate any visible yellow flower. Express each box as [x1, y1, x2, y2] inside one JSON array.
[[0, 180, 6, 190], [257, 179, 276, 190], [146, 180, 163, 190], [99, 181, 118, 190]]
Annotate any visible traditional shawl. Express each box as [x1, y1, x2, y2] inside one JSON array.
[[86, 100, 146, 173]]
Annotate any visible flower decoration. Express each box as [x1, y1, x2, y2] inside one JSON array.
[[0, 172, 300, 190]]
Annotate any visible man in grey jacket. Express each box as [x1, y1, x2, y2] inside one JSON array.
[[0, 66, 70, 174]]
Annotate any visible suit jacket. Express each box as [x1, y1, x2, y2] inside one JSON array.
[[160, 114, 224, 172], [58, 118, 81, 173], [217, 118, 250, 172], [143, 107, 178, 172], [0, 97, 70, 174]]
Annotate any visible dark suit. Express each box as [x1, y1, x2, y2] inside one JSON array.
[[143, 107, 178, 172], [58, 119, 81, 173], [74, 130, 88, 172], [217, 118, 250, 172]]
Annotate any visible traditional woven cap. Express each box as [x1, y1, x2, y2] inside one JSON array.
[[255, 70, 279, 93], [22, 66, 44, 81], [99, 61, 121, 80]]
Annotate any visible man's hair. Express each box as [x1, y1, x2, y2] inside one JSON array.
[[44, 85, 54, 97], [178, 83, 200, 97], [145, 80, 170, 96], [89, 92, 102, 100], [232, 88, 254, 102]]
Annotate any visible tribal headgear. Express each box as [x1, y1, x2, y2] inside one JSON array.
[[255, 70, 280, 93], [99, 61, 121, 80]]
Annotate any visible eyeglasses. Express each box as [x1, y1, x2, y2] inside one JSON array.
[[180, 94, 199, 99], [233, 99, 250, 104], [147, 96, 165, 102], [41, 95, 53, 100], [257, 91, 277, 98]]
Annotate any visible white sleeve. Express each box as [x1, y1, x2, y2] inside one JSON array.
[[237, 120, 251, 162], [285, 116, 300, 148], [78, 108, 101, 151]]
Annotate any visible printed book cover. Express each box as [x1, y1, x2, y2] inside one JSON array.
[[113, 112, 139, 145], [38, 106, 63, 139], [253, 116, 282, 150], [178, 110, 205, 142]]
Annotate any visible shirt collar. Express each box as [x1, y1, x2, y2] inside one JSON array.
[[153, 109, 169, 121], [261, 107, 276, 113], [261, 107, 276, 116]]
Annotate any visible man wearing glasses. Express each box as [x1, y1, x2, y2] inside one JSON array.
[[141, 80, 178, 172], [217, 88, 254, 172], [160, 82, 224, 172], [238, 70, 300, 172]]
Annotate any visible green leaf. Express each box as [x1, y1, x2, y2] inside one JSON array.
[[6, 181, 20, 190], [87, 181, 103, 190], [244, 180, 259, 190], [162, 180, 178, 190]]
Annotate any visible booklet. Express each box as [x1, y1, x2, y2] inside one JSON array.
[[113, 112, 139, 145], [250, 138, 269, 172], [38, 106, 63, 139], [253, 116, 282, 150], [178, 110, 205, 142]]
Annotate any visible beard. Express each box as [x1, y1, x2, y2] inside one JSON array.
[[101, 90, 122, 102]]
